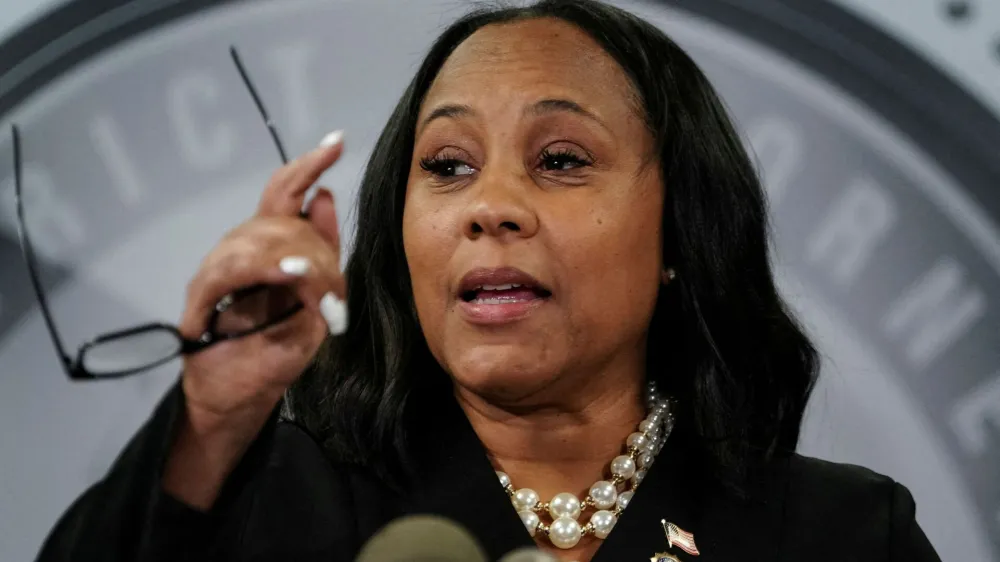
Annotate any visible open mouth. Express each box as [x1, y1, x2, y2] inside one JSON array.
[[457, 267, 553, 306], [460, 282, 553, 304]]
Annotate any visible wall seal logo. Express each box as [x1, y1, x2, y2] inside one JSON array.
[[0, 0, 997, 560]]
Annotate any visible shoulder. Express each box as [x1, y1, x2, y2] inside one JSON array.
[[245, 420, 363, 511], [783, 453, 900, 500], [767, 454, 939, 561], [267, 419, 387, 491], [779, 453, 904, 521], [230, 421, 401, 558], [267, 420, 401, 506]]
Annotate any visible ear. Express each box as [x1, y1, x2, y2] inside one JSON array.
[[661, 268, 677, 285]]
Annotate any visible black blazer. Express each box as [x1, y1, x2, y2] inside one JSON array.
[[37, 381, 941, 562]]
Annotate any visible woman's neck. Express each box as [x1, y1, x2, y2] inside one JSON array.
[[455, 368, 647, 501]]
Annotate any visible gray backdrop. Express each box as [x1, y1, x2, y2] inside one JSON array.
[[0, 1, 998, 560]]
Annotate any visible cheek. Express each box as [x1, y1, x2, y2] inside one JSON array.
[[402, 195, 455, 320], [559, 193, 664, 331]]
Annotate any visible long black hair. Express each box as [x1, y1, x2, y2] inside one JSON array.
[[287, 0, 818, 489]]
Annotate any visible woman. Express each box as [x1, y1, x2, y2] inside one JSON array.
[[38, 1, 940, 561]]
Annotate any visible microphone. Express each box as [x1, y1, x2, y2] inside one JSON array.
[[354, 515, 489, 562], [498, 547, 559, 562]]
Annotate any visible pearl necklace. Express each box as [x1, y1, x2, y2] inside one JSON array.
[[495, 383, 675, 550]]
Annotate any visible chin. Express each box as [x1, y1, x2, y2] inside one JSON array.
[[455, 374, 556, 405], [449, 348, 560, 403]]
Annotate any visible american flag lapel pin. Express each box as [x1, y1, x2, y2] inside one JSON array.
[[661, 520, 701, 556]]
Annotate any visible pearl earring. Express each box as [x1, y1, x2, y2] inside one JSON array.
[[662, 268, 677, 284]]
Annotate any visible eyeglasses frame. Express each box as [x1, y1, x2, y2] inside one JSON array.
[[9, 45, 305, 380]]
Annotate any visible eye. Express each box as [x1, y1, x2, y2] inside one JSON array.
[[419, 155, 476, 178], [539, 147, 593, 171]]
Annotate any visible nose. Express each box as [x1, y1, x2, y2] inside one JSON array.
[[462, 174, 539, 241]]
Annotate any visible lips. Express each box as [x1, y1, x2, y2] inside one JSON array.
[[458, 267, 552, 304]]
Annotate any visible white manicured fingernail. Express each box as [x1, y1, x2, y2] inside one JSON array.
[[318, 130, 344, 148], [320, 292, 348, 335], [279, 256, 311, 276]]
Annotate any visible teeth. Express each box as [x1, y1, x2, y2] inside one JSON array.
[[473, 296, 523, 304], [480, 283, 517, 291]]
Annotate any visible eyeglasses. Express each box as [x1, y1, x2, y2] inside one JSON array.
[[10, 46, 304, 380]]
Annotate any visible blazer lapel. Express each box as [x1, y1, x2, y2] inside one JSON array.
[[694, 454, 790, 562], [404, 391, 789, 562], [593, 435, 789, 562], [592, 431, 705, 562], [405, 395, 534, 561]]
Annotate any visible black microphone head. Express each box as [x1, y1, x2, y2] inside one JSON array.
[[355, 514, 489, 562], [498, 547, 559, 562]]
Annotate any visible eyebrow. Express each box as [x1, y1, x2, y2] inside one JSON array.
[[527, 98, 604, 127], [417, 98, 607, 133], [419, 104, 473, 132]]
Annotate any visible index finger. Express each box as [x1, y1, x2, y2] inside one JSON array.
[[257, 130, 344, 217]]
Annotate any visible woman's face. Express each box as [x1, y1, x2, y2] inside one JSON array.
[[403, 18, 664, 402]]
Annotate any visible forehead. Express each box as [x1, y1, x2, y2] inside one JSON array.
[[423, 18, 637, 115]]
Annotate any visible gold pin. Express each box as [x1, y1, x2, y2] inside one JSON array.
[[650, 552, 682, 562]]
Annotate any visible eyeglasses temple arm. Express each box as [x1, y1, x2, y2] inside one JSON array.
[[229, 45, 311, 219], [10, 124, 76, 372], [229, 46, 290, 165]]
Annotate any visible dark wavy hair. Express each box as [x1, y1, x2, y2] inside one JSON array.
[[287, 0, 818, 489]]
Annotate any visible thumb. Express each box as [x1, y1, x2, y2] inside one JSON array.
[[307, 187, 341, 252]]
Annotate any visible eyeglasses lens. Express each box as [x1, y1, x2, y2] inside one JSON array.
[[212, 284, 301, 337], [80, 328, 182, 376]]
